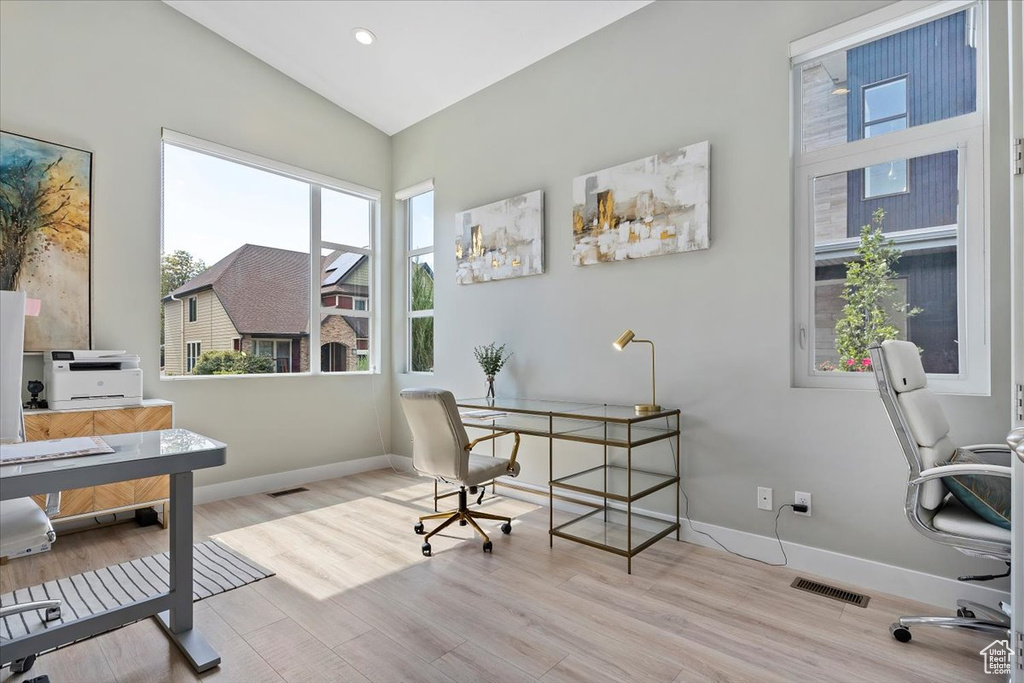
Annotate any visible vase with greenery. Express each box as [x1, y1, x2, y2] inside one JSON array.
[[473, 343, 512, 399]]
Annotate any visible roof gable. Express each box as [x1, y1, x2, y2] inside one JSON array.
[[169, 244, 310, 335]]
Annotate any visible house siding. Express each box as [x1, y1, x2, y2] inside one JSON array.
[[846, 150, 959, 235], [162, 289, 239, 375], [844, 10, 973, 234], [164, 298, 183, 375], [846, 11, 976, 140]]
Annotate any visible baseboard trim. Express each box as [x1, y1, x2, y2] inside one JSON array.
[[196, 461, 1008, 609], [194, 454, 411, 505], [494, 479, 1010, 610]]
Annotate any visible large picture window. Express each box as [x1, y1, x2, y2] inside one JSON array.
[[160, 130, 379, 377], [791, 2, 988, 394]]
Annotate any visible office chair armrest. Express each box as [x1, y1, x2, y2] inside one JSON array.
[[465, 430, 522, 471], [911, 463, 1012, 485], [961, 443, 1012, 455]]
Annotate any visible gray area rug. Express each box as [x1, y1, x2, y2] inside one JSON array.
[[0, 539, 273, 641]]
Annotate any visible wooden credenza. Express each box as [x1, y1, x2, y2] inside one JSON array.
[[24, 399, 173, 527]]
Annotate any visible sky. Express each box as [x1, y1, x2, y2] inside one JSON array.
[[162, 144, 372, 268]]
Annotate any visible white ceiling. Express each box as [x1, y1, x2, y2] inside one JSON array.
[[164, 1, 653, 135]]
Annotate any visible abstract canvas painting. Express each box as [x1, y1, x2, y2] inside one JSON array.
[[456, 190, 543, 284], [572, 140, 710, 266], [0, 131, 92, 350]]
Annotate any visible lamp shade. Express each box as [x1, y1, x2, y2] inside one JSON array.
[[612, 329, 635, 351]]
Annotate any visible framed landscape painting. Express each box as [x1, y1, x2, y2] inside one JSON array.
[[455, 190, 544, 284], [572, 140, 710, 266], [0, 131, 92, 350]]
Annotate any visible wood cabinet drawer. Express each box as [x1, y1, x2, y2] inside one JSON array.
[[24, 412, 95, 440], [24, 415, 49, 442], [93, 405, 172, 435], [23, 403, 173, 524], [135, 476, 170, 503], [95, 482, 134, 511], [93, 409, 140, 435], [136, 405, 172, 431], [56, 487, 95, 517]]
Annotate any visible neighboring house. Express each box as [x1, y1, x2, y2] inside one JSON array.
[[162, 244, 369, 375], [804, 11, 970, 374]]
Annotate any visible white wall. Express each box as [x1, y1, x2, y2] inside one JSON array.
[[0, 0, 394, 485], [391, 0, 1014, 580]]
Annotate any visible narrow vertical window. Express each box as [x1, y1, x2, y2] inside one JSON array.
[[406, 189, 434, 373]]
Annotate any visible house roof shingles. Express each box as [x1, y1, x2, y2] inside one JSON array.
[[167, 244, 310, 336], [168, 244, 374, 338]]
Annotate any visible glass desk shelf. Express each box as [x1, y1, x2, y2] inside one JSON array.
[[551, 465, 678, 503], [551, 507, 679, 558], [456, 396, 681, 573]]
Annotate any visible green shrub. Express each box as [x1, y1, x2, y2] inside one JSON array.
[[191, 350, 274, 375], [233, 353, 275, 374]]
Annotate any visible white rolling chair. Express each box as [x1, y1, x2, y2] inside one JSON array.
[[0, 289, 62, 674], [870, 340, 1012, 643], [399, 388, 521, 556]]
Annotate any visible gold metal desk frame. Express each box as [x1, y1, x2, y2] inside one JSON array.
[[456, 397, 681, 574]]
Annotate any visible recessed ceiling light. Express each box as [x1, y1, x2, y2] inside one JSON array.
[[353, 28, 376, 45]]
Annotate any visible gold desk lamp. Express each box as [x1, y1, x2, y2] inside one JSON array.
[[612, 329, 661, 414]]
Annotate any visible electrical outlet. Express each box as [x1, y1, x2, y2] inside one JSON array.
[[795, 491, 812, 516], [757, 487, 773, 511]]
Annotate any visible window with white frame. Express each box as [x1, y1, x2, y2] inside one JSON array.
[[186, 341, 201, 373], [404, 187, 434, 373], [160, 130, 379, 377], [791, 1, 988, 394]]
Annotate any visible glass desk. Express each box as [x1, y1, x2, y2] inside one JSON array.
[[0, 429, 226, 673], [457, 397, 681, 574]]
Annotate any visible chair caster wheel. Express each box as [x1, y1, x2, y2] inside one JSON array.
[[414, 522, 424, 535], [483, 541, 493, 553], [956, 607, 975, 619], [501, 522, 512, 535], [890, 623, 911, 643], [11, 653, 36, 674], [459, 519, 467, 526], [422, 542, 431, 557]]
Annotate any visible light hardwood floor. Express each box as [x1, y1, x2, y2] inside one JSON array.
[[0, 469, 996, 682]]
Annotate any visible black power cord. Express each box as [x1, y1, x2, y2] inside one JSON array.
[[680, 485, 797, 568], [668, 417, 805, 568]]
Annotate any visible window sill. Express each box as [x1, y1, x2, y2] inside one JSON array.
[[159, 370, 379, 381], [793, 372, 990, 396]]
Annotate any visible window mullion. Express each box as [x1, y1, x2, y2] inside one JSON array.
[[310, 185, 321, 376]]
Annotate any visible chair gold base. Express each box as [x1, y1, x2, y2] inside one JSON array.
[[417, 486, 511, 549]]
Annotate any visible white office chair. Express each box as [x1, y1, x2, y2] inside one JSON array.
[[0, 289, 62, 674], [870, 340, 1012, 643], [399, 388, 521, 556]]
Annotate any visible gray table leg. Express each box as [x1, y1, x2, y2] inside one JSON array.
[[155, 470, 220, 673]]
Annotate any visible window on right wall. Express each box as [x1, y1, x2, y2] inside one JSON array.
[[791, 2, 988, 394]]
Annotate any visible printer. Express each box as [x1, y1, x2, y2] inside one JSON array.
[[44, 350, 143, 411]]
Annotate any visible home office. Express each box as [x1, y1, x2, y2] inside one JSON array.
[[0, 0, 1022, 681]]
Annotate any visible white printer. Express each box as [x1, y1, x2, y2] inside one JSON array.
[[43, 350, 143, 411]]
